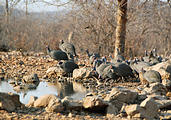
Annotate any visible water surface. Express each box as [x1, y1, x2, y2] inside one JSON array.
[[0, 80, 88, 104]]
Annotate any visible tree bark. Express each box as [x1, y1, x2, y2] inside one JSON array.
[[5, 0, 9, 23], [25, 0, 28, 16], [114, 0, 127, 57]]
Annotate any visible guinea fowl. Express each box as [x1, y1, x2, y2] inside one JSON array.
[[114, 62, 135, 78], [86, 49, 100, 64], [46, 46, 68, 61], [149, 50, 160, 65], [130, 59, 151, 74], [59, 40, 77, 57], [142, 50, 150, 62], [93, 58, 117, 79], [93, 56, 107, 70], [59, 60, 79, 76], [139, 69, 161, 84]]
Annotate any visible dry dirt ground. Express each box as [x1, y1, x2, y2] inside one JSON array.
[[0, 51, 169, 120]]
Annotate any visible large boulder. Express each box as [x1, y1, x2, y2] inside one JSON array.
[[46, 66, 64, 78], [62, 96, 83, 111], [106, 103, 119, 118], [22, 73, 39, 83], [144, 61, 171, 80], [83, 96, 108, 111], [155, 99, 171, 109], [125, 104, 144, 117], [34, 94, 58, 107], [45, 96, 64, 112], [73, 67, 93, 79], [140, 97, 159, 118], [26, 96, 38, 107], [143, 83, 167, 95], [104, 87, 138, 110], [125, 97, 159, 119], [0, 92, 22, 112]]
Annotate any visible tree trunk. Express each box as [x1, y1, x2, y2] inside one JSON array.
[[68, 31, 73, 43], [5, 0, 9, 23], [114, 0, 127, 57], [25, 0, 28, 16]]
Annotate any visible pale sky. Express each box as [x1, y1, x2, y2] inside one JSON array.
[[0, 0, 70, 12], [0, 0, 169, 12]]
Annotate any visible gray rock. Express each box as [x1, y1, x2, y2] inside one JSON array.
[[125, 97, 159, 119], [83, 96, 108, 110], [143, 83, 167, 95], [140, 97, 159, 119], [73, 67, 93, 79], [104, 87, 138, 104], [62, 96, 83, 111], [34, 94, 58, 107], [104, 87, 138, 111], [155, 99, 171, 109], [0, 92, 22, 112], [145, 61, 171, 79], [46, 66, 64, 78], [125, 104, 144, 117], [106, 103, 119, 118], [45, 96, 64, 112], [26, 96, 38, 107]]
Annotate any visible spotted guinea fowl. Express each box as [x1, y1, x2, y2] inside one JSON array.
[[85, 49, 100, 64], [130, 59, 152, 74], [59, 60, 79, 76], [149, 50, 160, 65], [139, 69, 161, 84], [59, 40, 77, 57], [46, 46, 68, 61], [93, 56, 108, 70], [114, 62, 135, 78], [93, 58, 118, 79]]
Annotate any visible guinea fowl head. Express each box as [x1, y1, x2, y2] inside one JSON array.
[[46, 45, 51, 53], [60, 40, 64, 44]]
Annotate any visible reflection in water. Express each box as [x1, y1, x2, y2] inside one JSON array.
[[0, 80, 88, 104], [55, 82, 74, 99]]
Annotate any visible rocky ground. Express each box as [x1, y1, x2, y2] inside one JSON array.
[[0, 51, 171, 120]]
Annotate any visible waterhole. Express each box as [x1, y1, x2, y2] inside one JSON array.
[[0, 80, 88, 104]]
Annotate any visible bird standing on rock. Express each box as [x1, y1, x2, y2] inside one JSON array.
[[46, 46, 68, 61], [59, 40, 77, 57]]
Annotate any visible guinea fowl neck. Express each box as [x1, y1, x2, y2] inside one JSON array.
[[86, 49, 91, 58], [47, 46, 51, 53]]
